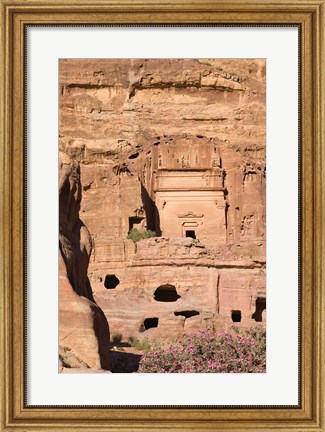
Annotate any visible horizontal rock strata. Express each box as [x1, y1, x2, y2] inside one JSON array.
[[59, 59, 266, 345]]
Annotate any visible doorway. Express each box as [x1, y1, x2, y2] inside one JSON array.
[[185, 230, 196, 239]]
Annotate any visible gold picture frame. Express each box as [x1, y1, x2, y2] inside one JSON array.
[[1, 1, 324, 430]]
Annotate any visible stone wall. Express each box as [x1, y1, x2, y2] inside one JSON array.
[[89, 237, 265, 340], [59, 59, 266, 342]]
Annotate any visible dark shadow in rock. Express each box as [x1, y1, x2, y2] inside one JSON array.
[[140, 183, 161, 235], [174, 310, 200, 318], [91, 304, 111, 370], [109, 342, 132, 349], [252, 297, 266, 322], [104, 274, 120, 289], [110, 351, 143, 373], [154, 284, 180, 302]]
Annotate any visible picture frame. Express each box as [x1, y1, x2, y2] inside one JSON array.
[[0, 0, 324, 430]]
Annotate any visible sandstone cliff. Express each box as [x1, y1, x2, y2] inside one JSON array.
[[59, 153, 110, 371], [59, 59, 266, 346]]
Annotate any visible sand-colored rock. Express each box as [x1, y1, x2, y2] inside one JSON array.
[[59, 59, 266, 347], [88, 237, 265, 340], [59, 154, 110, 371]]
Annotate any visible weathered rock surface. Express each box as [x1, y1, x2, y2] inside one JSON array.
[[90, 237, 265, 340], [59, 59, 266, 346], [59, 153, 110, 371]]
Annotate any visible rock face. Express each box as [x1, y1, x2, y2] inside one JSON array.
[[59, 153, 110, 370], [59, 59, 266, 344], [87, 236, 265, 340]]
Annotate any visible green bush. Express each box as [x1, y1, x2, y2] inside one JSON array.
[[127, 336, 151, 353], [112, 332, 123, 344], [127, 228, 157, 243]]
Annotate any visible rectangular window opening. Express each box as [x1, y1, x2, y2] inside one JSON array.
[[185, 230, 196, 239]]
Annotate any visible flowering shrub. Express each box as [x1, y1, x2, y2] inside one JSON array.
[[138, 326, 266, 373]]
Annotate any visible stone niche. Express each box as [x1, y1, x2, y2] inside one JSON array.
[[152, 139, 226, 246]]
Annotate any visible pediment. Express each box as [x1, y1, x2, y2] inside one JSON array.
[[177, 211, 203, 219]]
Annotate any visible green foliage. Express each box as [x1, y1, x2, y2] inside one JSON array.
[[196, 59, 212, 67], [127, 336, 136, 345], [200, 61, 212, 67], [127, 228, 157, 243], [228, 71, 237, 76], [127, 336, 151, 353], [112, 332, 123, 344], [138, 326, 266, 373]]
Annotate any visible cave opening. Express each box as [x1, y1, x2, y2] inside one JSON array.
[[154, 284, 181, 302], [143, 317, 159, 331], [128, 152, 139, 160], [104, 274, 120, 289], [185, 230, 196, 239], [231, 310, 242, 322], [128, 216, 144, 233], [252, 297, 266, 322], [174, 310, 200, 318]]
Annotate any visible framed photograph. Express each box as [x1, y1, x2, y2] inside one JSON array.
[[1, 1, 324, 431]]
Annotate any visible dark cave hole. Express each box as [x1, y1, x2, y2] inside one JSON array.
[[83, 183, 92, 192], [142, 317, 159, 331], [252, 297, 266, 322], [128, 152, 139, 160], [174, 310, 200, 319], [185, 230, 196, 239], [154, 284, 181, 302], [104, 274, 120, 289], [231, 310, 242, 322]]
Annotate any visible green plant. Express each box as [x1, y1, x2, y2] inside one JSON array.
[[112, 332, 123, 344], [127, 228, 157, 243], [200, 61, 212, 67], [127, 335, 136, 345], [196, 59, 212, 67], [127, 336, 151, 353]]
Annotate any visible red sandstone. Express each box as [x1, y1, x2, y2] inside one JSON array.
[[59, 59, 266, 370]]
